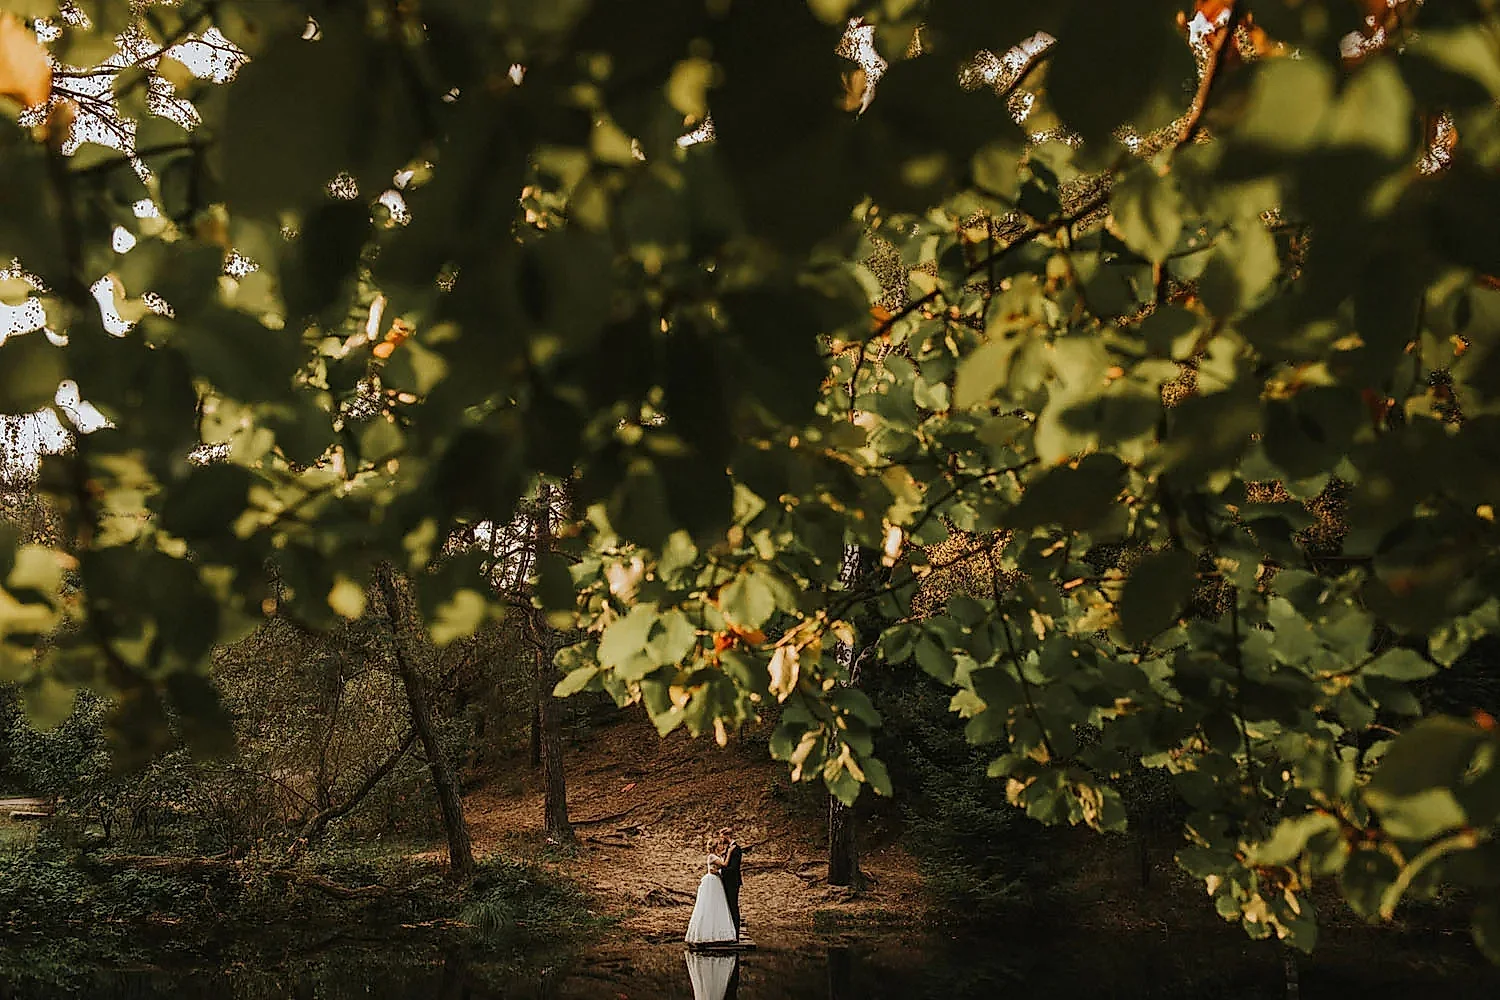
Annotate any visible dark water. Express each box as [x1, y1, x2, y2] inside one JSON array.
[[4, 930, 1499, 1000]]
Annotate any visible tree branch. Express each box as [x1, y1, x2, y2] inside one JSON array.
[[1176, 2, 1244, 149]]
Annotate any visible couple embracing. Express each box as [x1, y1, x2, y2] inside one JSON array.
[[685, 826, 744, 946]]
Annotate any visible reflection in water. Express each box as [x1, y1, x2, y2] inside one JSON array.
[[827, 946, 852, 1000], [683, 951, 739, 1000], [7, 930, 1500, 1000]]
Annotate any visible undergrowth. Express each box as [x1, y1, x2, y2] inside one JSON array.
[[0, 840, 604, 964]]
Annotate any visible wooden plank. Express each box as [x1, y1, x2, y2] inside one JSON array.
[[687, 938, 757, 953]]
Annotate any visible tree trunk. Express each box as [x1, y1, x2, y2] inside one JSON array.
[[828, 544, 871, 889], [827, 793, 860, 887], [538, 643, 573, 843], [533, 482, 574, 844], [529, 669, 543, 769], [377, 565, 475, 878]]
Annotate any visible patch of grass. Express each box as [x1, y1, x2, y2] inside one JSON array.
[[0, 819, 37, 855]]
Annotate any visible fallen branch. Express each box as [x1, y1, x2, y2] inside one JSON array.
[[584, 835, 634, 849], [571, 805, 640, 827]]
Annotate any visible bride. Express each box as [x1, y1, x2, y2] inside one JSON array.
[[685, 833, 738, 946]]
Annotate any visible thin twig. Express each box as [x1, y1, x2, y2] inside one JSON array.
[[1176, 2, 1244, 149]]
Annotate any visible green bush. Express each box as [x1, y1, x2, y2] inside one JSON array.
[[461, 857, 602, 948], [869, 671, 1050, 922]]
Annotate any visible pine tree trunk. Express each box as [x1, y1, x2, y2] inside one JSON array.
[[377, 565, 475, 878], [534, 482, 573, 844], [538, 643, 573, 842], [529, 668, 543, 769], [827, 544, 870, 889]]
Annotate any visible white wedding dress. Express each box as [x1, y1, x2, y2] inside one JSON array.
[[684, 951, 738, 1000], [684, 857, 737, 946]]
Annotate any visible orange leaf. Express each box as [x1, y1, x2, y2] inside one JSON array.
[[372, 318, 412, 359], [0, 13, 51, 109]]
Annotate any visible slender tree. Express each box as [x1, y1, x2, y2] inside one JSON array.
[[375, 563, 475, 878], [828, 544, 884, 888], [530, 481, 574, 844]]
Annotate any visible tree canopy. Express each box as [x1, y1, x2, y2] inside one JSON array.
[[2, 0, 1500, 960]]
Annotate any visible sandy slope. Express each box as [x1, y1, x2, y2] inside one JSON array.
[[458, 716, 928, 940]]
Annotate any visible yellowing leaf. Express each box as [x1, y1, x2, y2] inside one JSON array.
[[0, 13, 51, 109], [768, 642, 800, 701]]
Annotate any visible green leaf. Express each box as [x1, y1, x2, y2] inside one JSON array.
[[1118, 548, 1197, 645], [169, 309, 302, 404], [832, 687, 882, 727], [1138, 304, 1204, 358], [954, 336, 1017, 410], [20, 676, 77, 730], [647, 608, 699, 665], [218, 13, 420, 216], [1045, 1, 1195, 146], [0, 331, 64, 414], [862, 754, 893, 797], [1328, 59, 1413, 159], [972, 142, 1023, 202], [599, 604, 660, 669], [1364, 647, 1437, 682], [720, 568, 778, 630], [1198, 222, 1280, 318], [1231, 57, 1334, 152], [1373, 787, 1467, 841], [158, 464, 251, 542], [1341, 847, 1401, 919], [1009, 454, 1125, 532], [915, 633, 956, 684], [5, 545, 61, 600], [1250, 812, 1341, 866], [553, 665, 599, 698], [1367, 716, 1486, 800], [532, 551, 576, 612], [281, 199, 370, 318], [1112, 165, 1183, 264]]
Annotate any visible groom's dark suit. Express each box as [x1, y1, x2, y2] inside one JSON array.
[[720, 842, 743, 937]]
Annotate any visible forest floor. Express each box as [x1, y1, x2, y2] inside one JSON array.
[[438, 711, 1500, 990], [450, 715, 929, 943]]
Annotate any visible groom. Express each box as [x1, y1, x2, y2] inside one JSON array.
[[718, 826, 743, 940]]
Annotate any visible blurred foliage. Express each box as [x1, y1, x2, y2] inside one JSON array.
[[0, 0, 1498, 960]]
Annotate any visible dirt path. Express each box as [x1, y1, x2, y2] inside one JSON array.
[[458, 719, 928, 940]]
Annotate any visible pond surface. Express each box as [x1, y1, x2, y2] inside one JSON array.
[[3, 929, 1499, 1000]]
